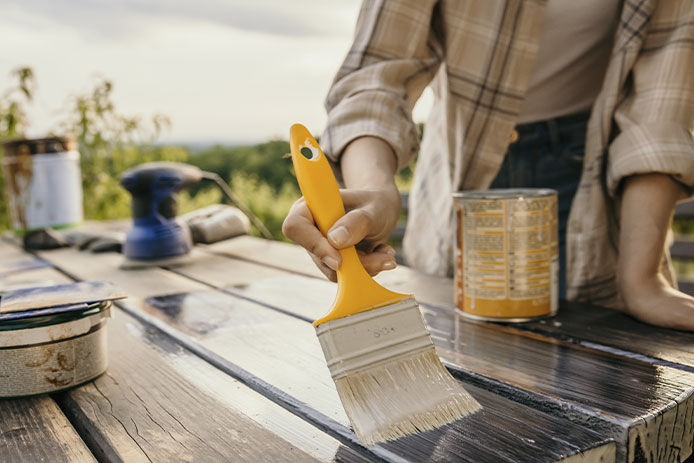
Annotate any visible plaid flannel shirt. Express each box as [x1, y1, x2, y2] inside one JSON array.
[[321, 0, 694, 308]]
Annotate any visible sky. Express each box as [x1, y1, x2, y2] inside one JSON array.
[[1, 0, 433, 145]]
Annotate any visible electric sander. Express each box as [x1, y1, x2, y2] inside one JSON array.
[[120, 162, 201, 269], [119, 161, 273, 269]]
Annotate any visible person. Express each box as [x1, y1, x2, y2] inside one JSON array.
[[283, 0, 694, 331]]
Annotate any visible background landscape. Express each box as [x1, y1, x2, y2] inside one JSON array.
[[0, 1, 430, 240]]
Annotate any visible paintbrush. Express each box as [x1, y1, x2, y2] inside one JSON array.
[[289, 123, 481, 446]]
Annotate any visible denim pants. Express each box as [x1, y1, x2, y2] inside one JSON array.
[[490, 111, 589, 299]]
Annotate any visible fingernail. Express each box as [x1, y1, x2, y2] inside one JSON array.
[[328, 226, 349, 247], [384, 247, 396, 257], [382, 259, 396, 270], [322, 256, 339, 271]]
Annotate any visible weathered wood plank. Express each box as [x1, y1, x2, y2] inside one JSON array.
[[169, 247, 694, 463], [13, 254, 370, 463], [36, 246, 616, 462], [206, 237, 694, 373], [58, 307, 369, 463], [138, 291, 615, 463], [0, 397, 95, 462], [0, 243, 95, 463], [33, 247, 204, 300]]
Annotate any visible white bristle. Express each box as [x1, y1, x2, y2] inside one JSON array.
[[335, 349, 481, 446], [316, 299, 481, 446]]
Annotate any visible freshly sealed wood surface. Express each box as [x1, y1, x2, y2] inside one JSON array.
[[2, 226, 692, 462]]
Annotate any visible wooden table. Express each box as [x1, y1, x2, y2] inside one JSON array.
[[1, 222, 693, 463]]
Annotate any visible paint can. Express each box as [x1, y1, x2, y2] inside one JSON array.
[[0, 302, 111, 397], [2, 136, 83, 234], [453, 189, 558, 322]]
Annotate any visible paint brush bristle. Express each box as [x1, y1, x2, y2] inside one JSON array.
[[316, 298, 481, 446]]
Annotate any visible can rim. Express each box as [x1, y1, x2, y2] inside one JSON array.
[[0, 301, 110, 332], [460, 311, 554, 323], [453, 188, 557, 199]]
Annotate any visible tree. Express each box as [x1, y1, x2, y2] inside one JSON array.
[[0, 67, 36, 229]]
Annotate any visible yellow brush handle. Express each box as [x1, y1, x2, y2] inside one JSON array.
[[289, 124, 411, 326]]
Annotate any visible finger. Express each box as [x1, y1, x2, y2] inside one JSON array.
[[327, 208, 373, 249], [309, 253, 337, 282], [283, 199, 341, 271], [373, 243, 396, 257], [356, 249, 397, 276]]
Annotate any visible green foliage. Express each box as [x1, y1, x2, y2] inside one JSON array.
[[188, 140, 294, 193], [0, 68, 191, 229], [186, 141, 301, 239], [224, 173, 299, 241], [57, 77, 185, 221], [0, 67, 36, 229], [0, 66, 416, 241]]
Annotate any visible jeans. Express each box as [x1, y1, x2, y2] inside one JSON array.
[[490, 111, 589, 299]]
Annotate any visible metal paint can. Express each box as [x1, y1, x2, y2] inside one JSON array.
[[2, 136, 83, 234], [453, 189, 558, 322], [0, 303, 111, 397]]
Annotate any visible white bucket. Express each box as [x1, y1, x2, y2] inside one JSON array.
[[2, 137, 83, 233]]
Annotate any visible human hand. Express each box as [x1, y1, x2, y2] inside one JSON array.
[[619, 273, 694, 331], [617, 173, 694, 331], [283, 187, 401, 282]]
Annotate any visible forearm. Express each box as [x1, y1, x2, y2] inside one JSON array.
[[341, 137, 399, 188], [618, 173, 688, 285], [616, 173, 694, 331]]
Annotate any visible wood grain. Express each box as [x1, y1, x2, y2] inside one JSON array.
[[206, 237, 694, 373], [36, 245, 616, 462], [57, 308, 369, 463], [6, 248, 371, 462], [169, 246, 694, 463], [0, 243, 94, 463], [138, 290, 615, 463], [0, 397, 94, 462]]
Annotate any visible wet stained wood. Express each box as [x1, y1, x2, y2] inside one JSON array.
[[57, 307, 369, 463], [0, 397, 95, 462], [510, 300, 694, 373], [35, 246, 616, 462], [139, 290, 615, 463], [206, 237, 694, 372], [162, 247, 694, 463]]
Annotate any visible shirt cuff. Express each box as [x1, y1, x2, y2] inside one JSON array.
[[607, 122, 694, 195], [320, 90, 420, 172]]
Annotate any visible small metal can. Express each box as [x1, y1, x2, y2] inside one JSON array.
[[453, 189, 558, 322], [0, 303, 111, 397]]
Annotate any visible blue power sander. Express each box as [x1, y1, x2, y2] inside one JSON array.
[[119, 161, 273, 269], [119, 162, 202, 269]]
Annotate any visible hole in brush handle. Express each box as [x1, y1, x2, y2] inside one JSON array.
[[299, 138, 321, 161]]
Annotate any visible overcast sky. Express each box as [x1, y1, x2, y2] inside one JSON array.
[[1, 0, 433, 145]]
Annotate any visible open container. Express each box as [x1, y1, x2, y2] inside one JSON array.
[[1, 136, 83, 234], [0, 300, 111, 397]]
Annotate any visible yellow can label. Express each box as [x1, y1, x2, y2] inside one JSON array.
[[454, 190, 558, 320]]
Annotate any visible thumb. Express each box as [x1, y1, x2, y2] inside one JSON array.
[[327, 209, 371, 249]]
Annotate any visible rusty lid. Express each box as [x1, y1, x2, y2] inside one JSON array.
[[2, 136, 77, 157]]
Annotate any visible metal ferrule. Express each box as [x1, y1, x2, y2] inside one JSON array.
[[315, 299, 434, 380]]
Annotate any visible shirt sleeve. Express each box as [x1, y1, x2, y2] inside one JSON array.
[[321, 0, 442, 171], [607, 1, 694, 195]]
